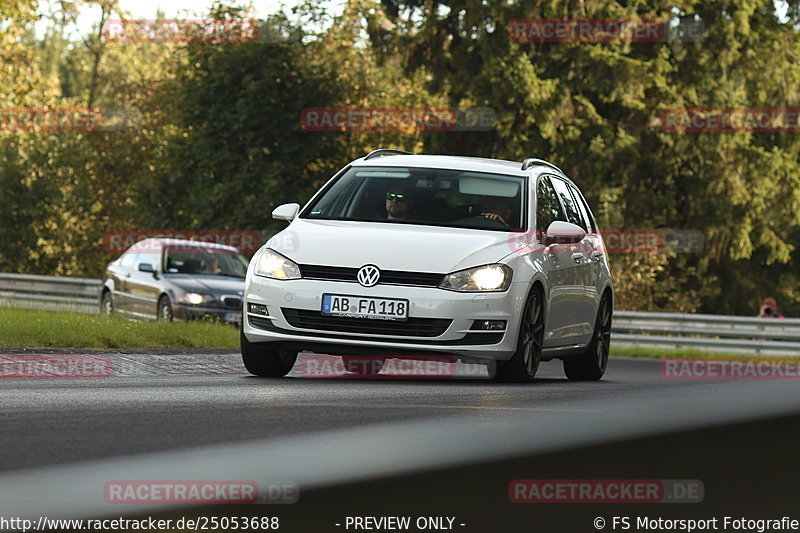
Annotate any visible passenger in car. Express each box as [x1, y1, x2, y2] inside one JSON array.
[[481, 196, 514, 227], [385, 186, 416, 220], [205, 257, 222, 275]]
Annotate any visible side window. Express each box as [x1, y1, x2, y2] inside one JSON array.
[[536, 177, 566, 232], [550, 177, 584, 230], [569, 184, 596, 233]]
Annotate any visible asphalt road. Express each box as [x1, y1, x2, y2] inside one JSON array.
[[1, 352, 800, 528], [0, 353, 767, 471], [2, 353, 800, 472]]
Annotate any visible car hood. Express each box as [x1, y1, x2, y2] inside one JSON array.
[[267, 219, 516, 273], [167, 275, 245, 295]]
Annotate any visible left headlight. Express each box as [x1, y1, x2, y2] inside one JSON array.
[[255, 248, 302, 280], [439, 264, 512, 292]]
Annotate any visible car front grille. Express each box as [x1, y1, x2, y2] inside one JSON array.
[[298, 264, 444, 287], [280, 308, 451, 337], [220, 296, 242, 309]]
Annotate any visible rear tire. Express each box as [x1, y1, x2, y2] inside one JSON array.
[[342, 356, 385, 376], [241, 327, 297, 377], [493, 287, 544, 383], [100, 290, 113, 315], [563, 293, 612, 381]]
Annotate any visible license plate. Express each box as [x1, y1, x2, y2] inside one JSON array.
[[321, 294, 408, 321], [224, 312, 242, 323]]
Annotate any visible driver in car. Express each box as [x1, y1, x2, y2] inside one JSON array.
[[386, 186, 416, 220]]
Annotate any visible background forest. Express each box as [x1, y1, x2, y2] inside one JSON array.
[[1, 0, 799, 315]]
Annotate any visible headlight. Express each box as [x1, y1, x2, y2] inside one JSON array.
[[255, 249, 301, 280], [439, 264, 512, 292], [180, 292, 215, 305]]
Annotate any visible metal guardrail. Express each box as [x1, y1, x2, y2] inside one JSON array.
[[0, 273, 101, 314], [1, 273, 799, 355], [613, 311, 800, 355]]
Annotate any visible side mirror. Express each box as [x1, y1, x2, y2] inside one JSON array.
[[138, 263, 155, 273], [272, 203, 300, 222], [544, 221, 586, 246]]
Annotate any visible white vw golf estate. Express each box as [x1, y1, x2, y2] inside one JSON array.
[[242, 150, 613, 382]]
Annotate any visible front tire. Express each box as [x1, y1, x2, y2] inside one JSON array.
[[241, 328, 298, 377], [157, 295, 173, 322], [563, 293, 612, 381], [493, 287, 544, 383]]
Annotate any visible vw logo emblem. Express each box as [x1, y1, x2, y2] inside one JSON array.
[[357, 265, 381, 287]]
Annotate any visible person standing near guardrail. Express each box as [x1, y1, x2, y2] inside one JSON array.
[[757, 297, 785, 318]]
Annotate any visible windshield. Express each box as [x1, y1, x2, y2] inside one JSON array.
[[163, 248, 249, 278], [302, 166, 527, 231]]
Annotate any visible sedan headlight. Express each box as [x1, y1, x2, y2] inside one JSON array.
[[439, 264, 512, 292], [255, 249, 301, 280], [180, 292, 215, 305]]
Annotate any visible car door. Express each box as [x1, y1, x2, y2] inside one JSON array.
[[549, 176, 595, 344], [112, 250, 140, 314], [125, 247, 163, 317], [534, 176, 586, 347]]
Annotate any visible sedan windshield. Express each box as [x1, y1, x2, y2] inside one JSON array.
[[163, 248, 249, 278], [303, 166, 527, 231]]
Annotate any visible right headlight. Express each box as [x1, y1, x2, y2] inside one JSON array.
[[439, 264, 512, 292], [254, 249, 302, 280]]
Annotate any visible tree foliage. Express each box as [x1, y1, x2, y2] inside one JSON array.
[[1, 0, 799, 315]]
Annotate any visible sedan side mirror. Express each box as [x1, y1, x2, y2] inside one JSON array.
[[138, 262, 155, 273], [544, 221, 586, 246], [272, 203, 300, 222]]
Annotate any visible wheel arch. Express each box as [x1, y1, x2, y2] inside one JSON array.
[[527, 275, 547, 324], [600, 283, 614, 309]]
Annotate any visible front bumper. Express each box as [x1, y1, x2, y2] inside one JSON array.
[[173, 303, 242, 324], [242, 276, 530, 362]]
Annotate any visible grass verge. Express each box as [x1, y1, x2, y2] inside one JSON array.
[[0, 307, 238, 349], [2, 306, 795, 359]]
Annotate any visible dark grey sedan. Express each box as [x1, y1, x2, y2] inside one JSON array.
[[101, 238, 248, 323]]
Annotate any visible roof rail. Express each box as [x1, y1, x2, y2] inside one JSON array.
[[521, 158, 563, 174], [364, 149, 413, 160]]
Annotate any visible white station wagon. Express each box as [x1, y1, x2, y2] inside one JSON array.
[[241, 150, 613, 382]]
